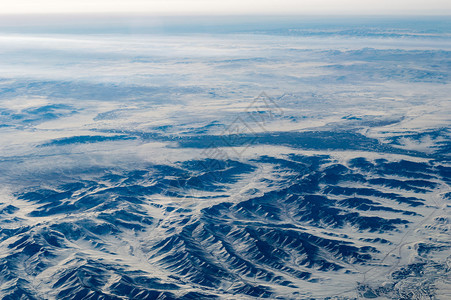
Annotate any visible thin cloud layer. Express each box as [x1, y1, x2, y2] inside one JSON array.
[[0, 0, 450, 15]]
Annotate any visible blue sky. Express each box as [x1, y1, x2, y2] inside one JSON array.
[[1, 0, 450, 15]]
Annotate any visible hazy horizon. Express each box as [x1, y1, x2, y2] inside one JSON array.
[[0, 14, 450, 36]]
